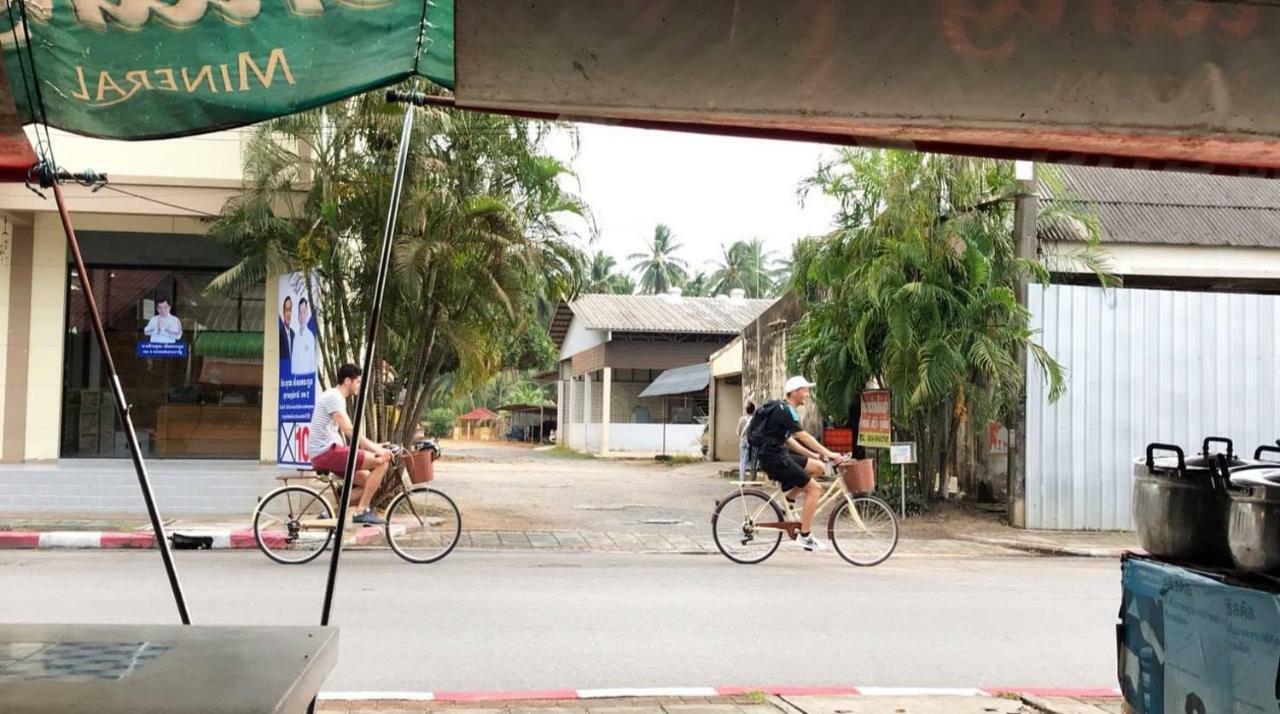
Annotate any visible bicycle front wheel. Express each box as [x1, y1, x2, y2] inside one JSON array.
[[712, 491, 784, 565], [828, 495, 899, 566], [253, 486, 334, 565], [386, 486, 462, 564]]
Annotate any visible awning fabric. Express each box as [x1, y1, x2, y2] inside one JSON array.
[[639, 363, 710, 399], [9, 1, 1280, 172], [1, 0, 453, 140], [192, 331, 263, 360]]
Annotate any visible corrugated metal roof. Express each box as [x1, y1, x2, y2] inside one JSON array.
[[638, 363, 711, 398], [565, 293, 775, 335], [1040, 165, 1280, 248]]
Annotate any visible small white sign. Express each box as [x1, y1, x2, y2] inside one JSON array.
[[889, 442, 916, 465]]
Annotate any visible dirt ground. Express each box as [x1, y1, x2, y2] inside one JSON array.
[[435, 440, 1013, 538]]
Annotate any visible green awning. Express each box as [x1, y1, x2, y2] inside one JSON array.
[[2, 1, 454, 140], [193, 331, 263, 361]]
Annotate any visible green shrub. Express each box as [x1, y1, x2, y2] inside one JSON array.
[[424, 408, 455, 439]]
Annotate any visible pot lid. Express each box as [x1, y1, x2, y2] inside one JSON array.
[[1230, 468, 1280, 488]]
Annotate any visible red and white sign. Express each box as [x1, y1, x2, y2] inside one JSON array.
[[988, 422, 1010, 456], [857, 390, 891, 449]]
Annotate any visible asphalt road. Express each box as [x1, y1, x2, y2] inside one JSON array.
[[0, 549, 1120, 693]]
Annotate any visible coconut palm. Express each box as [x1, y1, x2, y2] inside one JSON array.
[[585, 251, 634, 294], [628, 224, 688, 294], [681, 271, 712, 297], [709, 238, 778, 298]]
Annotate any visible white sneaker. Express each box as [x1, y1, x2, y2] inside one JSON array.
[[794, 533, 827, 552]]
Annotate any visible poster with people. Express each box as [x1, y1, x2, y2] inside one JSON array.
[[136, 297, 187, 358], [277, 272, 322, 467]]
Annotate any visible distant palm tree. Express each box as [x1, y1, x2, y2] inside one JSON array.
[[628, 224, 688, 294], [710, 238, 777, 298], [584, 251, 633, 294], [682, 271, 712, 297]]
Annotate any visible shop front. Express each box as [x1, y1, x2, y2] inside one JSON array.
[[59, 230, 265, 460]]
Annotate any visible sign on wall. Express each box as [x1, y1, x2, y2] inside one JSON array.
[[857, 390, 891, 449], [276, 271, 321, 468], [135, 297, 186, 359]]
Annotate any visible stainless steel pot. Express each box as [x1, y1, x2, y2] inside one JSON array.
[[1132, 441, 1233, 566], [1227, 450, 1280, 574]]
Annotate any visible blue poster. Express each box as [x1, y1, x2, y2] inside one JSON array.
[[276, 271, 321, 467]]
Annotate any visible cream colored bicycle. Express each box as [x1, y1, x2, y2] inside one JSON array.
[[711, 458, 899, 566]]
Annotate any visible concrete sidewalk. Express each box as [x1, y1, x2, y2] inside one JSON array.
[[314, 692, 1123, 714]]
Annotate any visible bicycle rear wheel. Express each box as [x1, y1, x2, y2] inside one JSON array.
[[253, 486, 334, 565], [828, 495, 898, 566], [386, 486, 462, 563], [712, 490, 784, 564]]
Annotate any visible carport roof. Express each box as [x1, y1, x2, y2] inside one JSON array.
[[638, 363, 711, 399]]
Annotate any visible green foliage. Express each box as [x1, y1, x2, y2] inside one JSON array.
[[584, 251, 636, 295], [709, 238, 783, 298], [791, 149, 1113, 498], [207, 82, 585, 445], [872, 457, 929, 517], [629, 224, 688, 294], [424, 408, 455, 439]]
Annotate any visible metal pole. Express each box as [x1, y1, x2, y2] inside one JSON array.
[[320, 101, 415, 626], [899, 464, 906, 518], [52, 178, 191, 625]]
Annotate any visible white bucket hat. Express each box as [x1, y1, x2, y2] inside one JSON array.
[[784, 375, 816, 395]]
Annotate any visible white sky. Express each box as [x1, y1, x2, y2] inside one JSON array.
[[554, 123, 842, 275]]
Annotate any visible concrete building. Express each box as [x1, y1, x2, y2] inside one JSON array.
[[549, 291, 771, 457], [0, 127, 282, 464], [706, 293, 823, 462]]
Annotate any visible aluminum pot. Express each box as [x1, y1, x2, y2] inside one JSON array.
[[1226, 447, 1280, 574], [1132, 442, 1233, 566]]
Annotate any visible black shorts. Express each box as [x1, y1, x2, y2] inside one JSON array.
[[760, 452, 811, 491]]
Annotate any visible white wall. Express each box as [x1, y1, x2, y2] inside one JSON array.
[[609, 423, 703, 455], [34, 127, 247, 183], [1027, 283, 1280, 530], [559, 318, 607, 361], [1048, 242, 1280, 281]]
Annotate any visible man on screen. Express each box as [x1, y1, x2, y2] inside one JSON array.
[[143, 298, 182, 344]]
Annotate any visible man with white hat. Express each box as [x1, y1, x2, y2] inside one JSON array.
[[752, 375, 845, 551]]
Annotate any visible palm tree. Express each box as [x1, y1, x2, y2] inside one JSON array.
[[709, 238, 777, 298], [682, 271, 711, 297], [208, 85, 586, 451], [585, 251, 633, 294], [791, 150, 1114, 500], [628, 224, 688, 294]]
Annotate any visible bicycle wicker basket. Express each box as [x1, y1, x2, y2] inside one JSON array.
[[838, 459, 875, 494], [404, 450, 435, 484]]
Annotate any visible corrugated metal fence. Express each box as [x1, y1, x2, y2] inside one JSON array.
[[1026, 284, 1280, 530]]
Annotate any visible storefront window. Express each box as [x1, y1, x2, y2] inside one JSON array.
[[61, 266, 265, 459]]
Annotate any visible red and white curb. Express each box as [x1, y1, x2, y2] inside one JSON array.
[[316, 685, 1123, 703], [0, 527, 396, 550]]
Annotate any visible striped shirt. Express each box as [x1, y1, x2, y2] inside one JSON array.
[[307, 388, 348, 459]]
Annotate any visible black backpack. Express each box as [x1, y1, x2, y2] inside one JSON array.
[[746, 400, 787, 451]]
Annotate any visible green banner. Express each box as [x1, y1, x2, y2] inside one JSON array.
[[1, 0, 454, 140]]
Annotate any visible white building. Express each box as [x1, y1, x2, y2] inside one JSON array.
[[550, 291, 772, 457]]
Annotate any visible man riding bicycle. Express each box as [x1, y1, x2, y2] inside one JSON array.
[[307, 363, 390, 526], [751, 375, 845, 551]]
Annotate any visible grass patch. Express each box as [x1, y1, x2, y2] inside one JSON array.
[[657, 454, 705, 465], [546, 444, 594, 459], [744, 691, 768, 704]]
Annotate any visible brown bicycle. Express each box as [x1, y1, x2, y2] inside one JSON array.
[[252, 443, 461, 565]]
